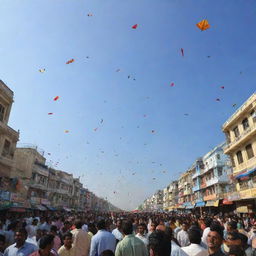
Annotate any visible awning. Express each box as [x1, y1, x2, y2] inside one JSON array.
[[236, 167, 256, 179], [223, 199, 233, 205], [214, 200, 219, 207], [36, 205, 47, 211], [206, 201, 215, 207], [63, 207, 71, 212], [196, 202, 205, 207], [186, 205, 195, 209]]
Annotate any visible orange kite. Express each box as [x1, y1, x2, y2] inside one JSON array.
[[196, 19, 210, 31]]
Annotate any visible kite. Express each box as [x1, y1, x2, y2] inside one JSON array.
[[232, 104, 237, 107], [196, 19, 210, 31], [87, 13, 93, 17], [216, 98, 221, 102], [132, 172, 136, 175], [39, 69, 45, 73], [184, 113, 189, 116], [181, 48, 184, 57], [100, 119, 104, 124], [66, 59, 74, 64], [86, 56, 90, 59], [47, 153, 51, 155], [64, 130, 69, 133], [116, 69, 121, 72], [170, 82, 175, 87], [132, 24, 138, 29], [143, 114, 147, 118], [48, 113, 53, 115], [128, 75, 131, 79], [94, 128, 98, 131], [152, 178, 156, 180], [220, 86, 225, 89], [151, 130, 155, 133], [53, 96, 59, 101], [207, 56, 211, 58]]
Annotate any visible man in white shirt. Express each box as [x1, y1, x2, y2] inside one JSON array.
[[201, 218, 212, 248], [181, 228, 208, 256], [135, 224, 148, 247], [177, 223, 190, 247], [111, 220, 123, 243]]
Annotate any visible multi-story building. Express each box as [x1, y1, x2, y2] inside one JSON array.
[[223, 92, 256, 213], [168, 181, 179, 211], [163, 185, 170, 211], [0, 80, 19, 178]]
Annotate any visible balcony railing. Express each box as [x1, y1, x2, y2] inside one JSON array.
[[192, 184, 200, 192], [224, 122, 256, 153], [205, 175, 228, 187]]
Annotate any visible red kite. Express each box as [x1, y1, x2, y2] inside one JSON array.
[[48, 113, 53, 115], [196, 19, 210, 31], [132, 24, 138, 29], [53, 96, 59, 101], [220, 86, 225, 89], [170, 82, 175, 87], [66, 59, 74, 64]]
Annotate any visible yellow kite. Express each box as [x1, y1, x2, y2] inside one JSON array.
[[196, 19, 210, 31]]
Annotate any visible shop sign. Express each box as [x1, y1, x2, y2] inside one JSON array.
[[0, 191, 10, 201], [236, 206, 249, 213], [10, 193, 25, 203], [240, 189, 252, 199], [251, 188, 256, 197], [228, 192, 240, 201]]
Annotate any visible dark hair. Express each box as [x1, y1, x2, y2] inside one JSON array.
[[227, 231, 240, 240], [74, 219, 83, 229], [50, 225, 58, 233], [148, 230, 172, 256], [97, 220, 106, 230], [64, 221, 70, 225], [101, 250, 114, 256], [62, 232, 72, 240], [16, 228, 28, 237], [122, 221, 133, 235], [164, 227, 172, 240], [204, 218, 212, 228], [228, 245, 246, 256], [227, 221, 237, 230], [237, 233, 248, 246], [210, 223, 224, 239], [0, 234, 5, 243], [39, 234, 54, 249], [188, 228, 201, 244]]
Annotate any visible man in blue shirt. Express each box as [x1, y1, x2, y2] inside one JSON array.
[[89, 220, 116, 256], [4, 228, 37, 256]]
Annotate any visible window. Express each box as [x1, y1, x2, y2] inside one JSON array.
[[218, 167, 223, 176], [2, 140, 11, 157], [245, 144, 254, 159], [242, 118, 249, 130], [236, 151, 244, 164], [226, 132, 231, 143], [231, 157, 236, 167], [216, 154, 220, 160], [250, 110, 256, 122], [0, 104, 5, 122], [233, 126, 240, 138]]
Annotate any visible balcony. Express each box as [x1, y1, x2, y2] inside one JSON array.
[[184, 189, 192, 195], [224, 122, 256, 154], [203, 194, 217, 201], [206, 176, 228, 187], [193, 184, 200, 192], [233, 157, 256, 175], [29, 180, 48, 190]]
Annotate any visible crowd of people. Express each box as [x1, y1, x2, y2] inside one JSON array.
[[0, 211, 255, 256]]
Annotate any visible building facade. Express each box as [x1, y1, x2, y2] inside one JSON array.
[[223, 93, 256, 213]]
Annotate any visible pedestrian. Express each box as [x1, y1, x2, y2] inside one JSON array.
[[148, 230, 171, 256], [115, 221, 147, 256], [177, 223, 190, 247], [50, 226, 61, 251], [112, 220, 123, 243], [181, 227, 208, 256], [0, 235, 6, 256], [136, 224, 148, 247], [29, 234, 55, 256], [71, 220, 90, 256], [207, 223, 225, 256], [89, 220, 116, 256], [3, 229, 37, 256], [58, 232, 74, 256]]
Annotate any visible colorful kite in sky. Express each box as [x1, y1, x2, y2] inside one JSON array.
[[196, 19, 210, 31], [170, 82, 175, 87], [132, 24, 138, 29], [39, 69, 45, 73], [220, 86, 225, 89], [53, 96, 59, 101], [66, 59, 74, 64], [48, 113, 53, 115]]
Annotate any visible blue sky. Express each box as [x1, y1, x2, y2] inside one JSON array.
[[0, 0, 255, 210]]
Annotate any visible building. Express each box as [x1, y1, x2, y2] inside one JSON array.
[[0, 80, 19, 178], [223, 92, 256, 213], [167, 181, 179, 211]]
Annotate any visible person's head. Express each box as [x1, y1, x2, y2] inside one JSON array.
[[63, 232, 72, 248], [122, 221, 133, 235], [148, 230, 172, 256], [137, 224, 145, 235], [14, 229, 28, 246], [39, 235, 54, 255], [228, 245, 246, 256], [97, 220, 106, 230], [207, 224, 224, 251], [204, 218, 212, 228], [150, 222, 157, 232], [188, 228, 201, 244], [63, 221, 71, 230], [32, 219, 38, 226], [0, 234, 6, 253], [50, 225, 58, 236], [100, 250, 114, 256], [74, 219, 83, 229], [227, 221, 237, 233], [226, 232, 242, 247], [116, 220, 122, 229], [237, 233, 248, 250], [182, 223, 188, 231]]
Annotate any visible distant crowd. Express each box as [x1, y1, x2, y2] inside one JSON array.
[[0, 211, 255, 256]]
